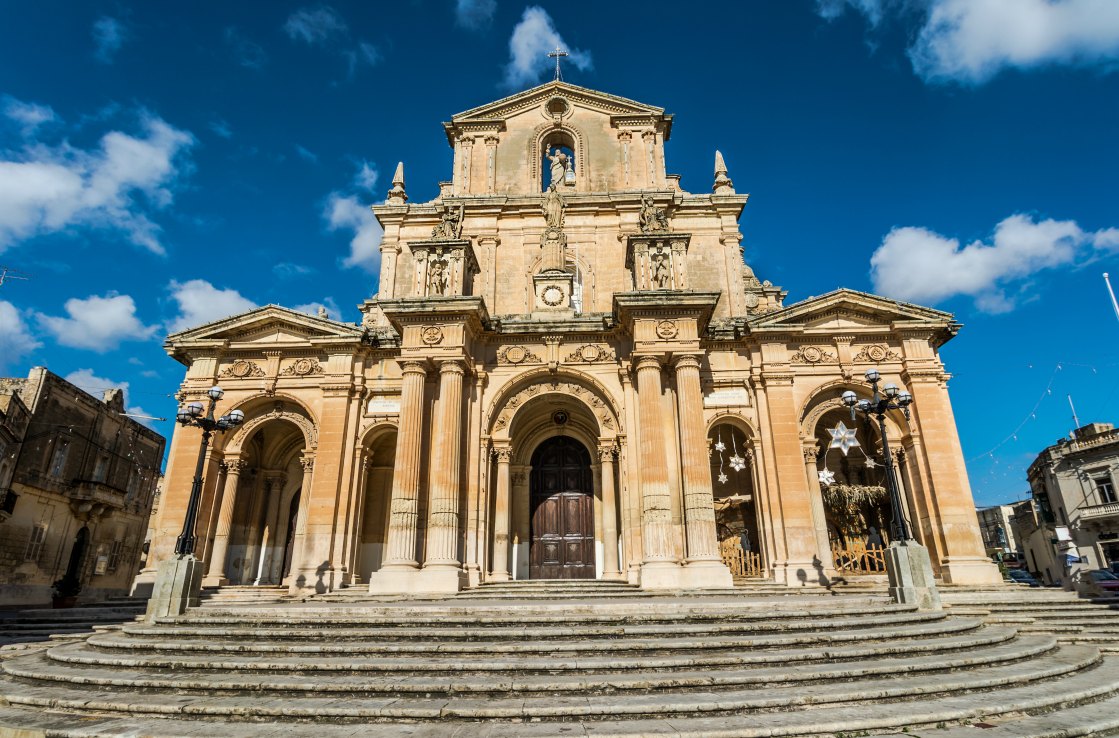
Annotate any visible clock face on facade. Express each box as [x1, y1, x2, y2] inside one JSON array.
[[542, 285, 565, 306]]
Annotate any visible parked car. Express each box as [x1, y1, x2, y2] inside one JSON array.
[[1086, 569, 1119, 595], [1006, 569, 1040, 587]]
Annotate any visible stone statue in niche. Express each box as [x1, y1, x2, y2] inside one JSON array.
[[432, 202, 464, 240], [651, 252, 671, 288], [638, 194, 669, 233], [427, 257, 448, 295], [542, 184, 565, 229], [546, 147, 570, 188]]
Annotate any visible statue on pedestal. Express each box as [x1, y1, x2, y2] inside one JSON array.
[[546, 148, 570, 188], [432, 202, 464, 240], [638, 195, 669, 233], [539, 185, 568, 273]]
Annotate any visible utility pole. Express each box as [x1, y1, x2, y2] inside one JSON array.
[[1105, 273, 1119, 324], [0, 266, 29, 288], [1068, 394, 1081, 432]]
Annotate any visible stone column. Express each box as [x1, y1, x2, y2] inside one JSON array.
[[635, 355, 681, 588], [286, 455, 314, 586], [490, 446, 512, 582], [373, 360, 428, 587], [421, 360, 466, 591], [802, 443, 835, 574], [255, 473, 285, 585], [598, 445, 623, 580], [202, 459, 245, 587], [673, 355, 733, 587]]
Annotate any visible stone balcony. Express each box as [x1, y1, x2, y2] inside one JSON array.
[[1077, 501, 1119, 525]]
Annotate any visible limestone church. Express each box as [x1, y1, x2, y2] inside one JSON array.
[[135, 81, 1000, 597]]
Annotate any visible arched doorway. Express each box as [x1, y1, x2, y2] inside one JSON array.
[[708, 422, 763, 577], [529, 436, 594, 579], [356, 429, 397, 583]]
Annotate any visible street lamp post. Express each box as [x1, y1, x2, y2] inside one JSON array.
[[174, 386, 244, 556], [145, 386, 243, 619], [841, 369, 941, 609]]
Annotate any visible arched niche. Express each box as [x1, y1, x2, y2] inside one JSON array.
[[221, 396, 317, 457], [487, 368, 621, 444], [530, 123, 586, 192]]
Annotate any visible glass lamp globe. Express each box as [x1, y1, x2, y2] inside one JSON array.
[[187, 401, 204, 417], [883, 383, 900, 399], [207, 386, 225, 401], [864, 368, 881, 383], [841, 390, 858, 407], [897, 391, 913, 406], [228, 409, 245, 425]]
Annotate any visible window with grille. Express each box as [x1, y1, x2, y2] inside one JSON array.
[[107, 540, 123, 571], [25, 524, 47, 562], [49, 440, 70, 478], [1095, 477, 1118, 505]]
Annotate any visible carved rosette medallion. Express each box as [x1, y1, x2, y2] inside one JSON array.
[[564, 343, 617, 363], [655, 320, 679, 339], [421, 326, 444, 345], [497, 345, 542, 366], [541, 285, 565, 307], [279, 358, 324, 377], [220, 359, 265, 379], [743, 292, 760, 309], [791, 346, 837, 365], [853, 344, 901, 363]]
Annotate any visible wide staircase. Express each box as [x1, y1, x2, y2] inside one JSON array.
[[0, 596, 146, 651], [4, 582, 1119, 736]]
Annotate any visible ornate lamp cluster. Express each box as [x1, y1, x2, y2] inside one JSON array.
[[840, 368, 914, 542], [173, 386, 243, 557]]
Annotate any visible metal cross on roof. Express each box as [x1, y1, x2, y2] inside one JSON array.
[[547, 46, 568, 81]]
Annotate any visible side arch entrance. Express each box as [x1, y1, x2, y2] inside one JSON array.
[[530, 436, 594, 579]]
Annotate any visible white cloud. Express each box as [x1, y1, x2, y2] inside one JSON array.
[[818, 0, 1119, 84], [503, 7, 592, 89], [294, 297, 341, 320], [0, 300, 41, 372], [284, 6, 348, 44], [456, 0, 497, 29], [92, 17, 126, 63], [324, 193, 382, 273], [273, 262, 314, 279], [911, 0, 1119, 83], [295, 144, 319, 163], [224, 27, 268, 69], [3, 97, 57, 135], [166, 279, 257, 333], [869, 213, 1119, 312], [35, 292, 157, 351], [0, 109, 195, 255], [63, 368, 151, 422], [353, 161, 378, 192], [344, 41, 380, 76], [209, 119, 233, 139]]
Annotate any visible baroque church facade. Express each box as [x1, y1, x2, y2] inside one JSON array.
[[136, 81, 1000, 596]]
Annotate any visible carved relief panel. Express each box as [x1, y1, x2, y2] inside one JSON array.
[[409, 239, 479, 298], [626, 233, 690, 291]]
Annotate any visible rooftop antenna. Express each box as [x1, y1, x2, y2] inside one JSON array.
[[0, 266, 29, 288], [547, 47, 568, 82], [1068, 394, 1081, 432], [1105, 273, 1119, 324]]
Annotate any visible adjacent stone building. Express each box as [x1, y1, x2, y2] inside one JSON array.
[[0, 368, 165, 606], [1023, 422, 1119, 588], [138, 81, 1000, 596], [975, 504, 1019, 557]]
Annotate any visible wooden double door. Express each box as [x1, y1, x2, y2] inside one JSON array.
[[530, 436, 595, 579]]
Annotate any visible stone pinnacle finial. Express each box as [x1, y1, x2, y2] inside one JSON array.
[[713, 150, 735, 195], [386, 161, 407, 204]]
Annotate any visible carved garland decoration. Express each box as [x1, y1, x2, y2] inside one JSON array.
[[790, 346, 838, 365], [492, 381, 618, 433], [220, 360, 266, 379], [563, 343, 616, 364], [497, 345, 543, 366], [280, 358, 324, 377], [853, 344, 902, 363]]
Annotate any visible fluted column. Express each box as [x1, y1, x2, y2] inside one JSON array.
[[673, 355, 720, 563], [203, 459, 245, 586], [803, 442, 834, 571], [425, 360, 466, 568], [598, 445, 622, 580], [285, 455, 314, 585], [490, 446, 512, 581], [380, 360, 429, 569], [634, 355, 678, 588]]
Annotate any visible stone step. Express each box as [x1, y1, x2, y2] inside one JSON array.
[[0, 644, 1102, 721], [8, 634, 1058, 695], [59, 625, 1017, 674]]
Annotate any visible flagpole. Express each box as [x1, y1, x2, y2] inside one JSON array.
[[1105, 273, 1119, 324]]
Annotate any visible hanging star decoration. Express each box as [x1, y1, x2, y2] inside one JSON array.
[[728, 434, 746, 471], [818, 469, 836, 486], [864, 457, 878, 469], [828, 421, 860, 456], [718, 471, 728, 484], [714, 438, 726, 453]]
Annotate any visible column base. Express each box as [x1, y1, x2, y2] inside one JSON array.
[[682, 559, 734, 589], [938, 555, 1004, 585], [200, 574, 230, 588], [130, 566, 159, 598], [368, 564, 420, 594], [639, 562, 686, 590], [601, 571, 627, 582], [417, 565, 466, 593], [145, 555, 204, 620], [464, 563, 482, 588], [487, 571, 511, 583], [885, 540, 942, 610]]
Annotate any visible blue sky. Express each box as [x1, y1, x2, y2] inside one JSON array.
[[1, 1, 1118, 505]]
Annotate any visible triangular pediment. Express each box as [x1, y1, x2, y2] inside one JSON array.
[[750, 289, 958, 334], [450, 81, 666, 123], [166, 305, 364, 346]]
